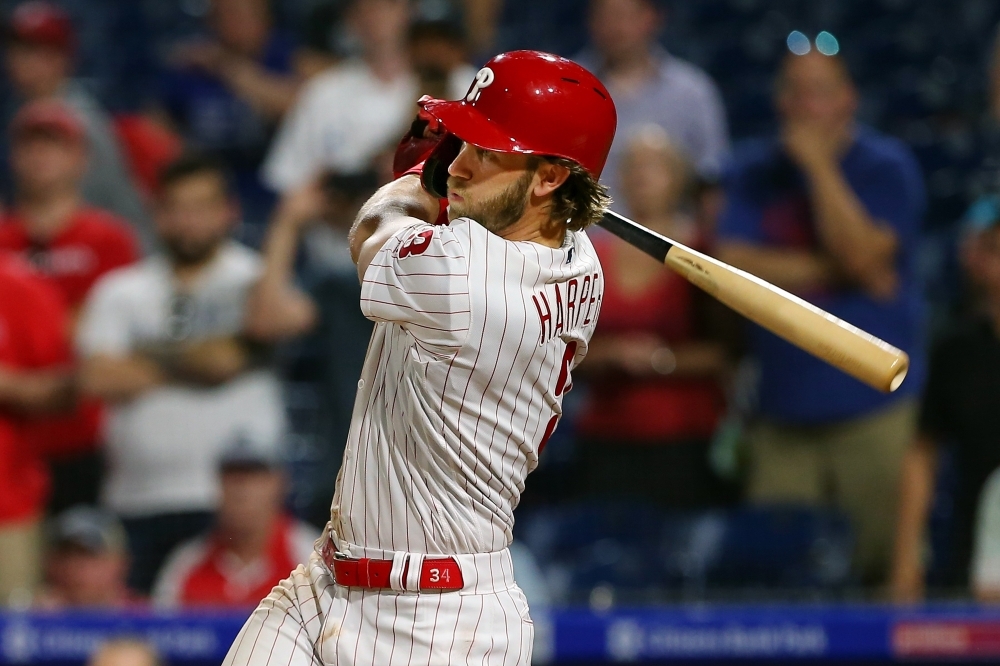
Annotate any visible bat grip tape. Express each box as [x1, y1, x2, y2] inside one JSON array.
[[598, 210, 674, 262]]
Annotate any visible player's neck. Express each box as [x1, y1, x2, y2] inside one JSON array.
[[16, 190, 80, 241], [497, 210, 566, 248]]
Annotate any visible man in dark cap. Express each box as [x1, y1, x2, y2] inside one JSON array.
[[152, 436, 318, 608], [36, 505, 137, 608]]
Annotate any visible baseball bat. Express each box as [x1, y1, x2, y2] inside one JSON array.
[[597, 210, 909, 393]]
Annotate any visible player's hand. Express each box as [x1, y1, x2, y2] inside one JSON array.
[[392, 96, 448, 180]]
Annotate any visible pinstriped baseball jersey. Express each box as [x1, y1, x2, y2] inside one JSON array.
[[330, 216, 604, 555]]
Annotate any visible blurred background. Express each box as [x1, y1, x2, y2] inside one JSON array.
[[3, 0, 1000, 663]]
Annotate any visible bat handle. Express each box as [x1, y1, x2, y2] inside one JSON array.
[[598, 210, 673, 261]]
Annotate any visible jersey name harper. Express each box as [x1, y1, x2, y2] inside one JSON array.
[[532, 271, 602, 346], [332, 217, 604, 556]]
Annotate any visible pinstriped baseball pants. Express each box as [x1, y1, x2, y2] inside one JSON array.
[[222, 551, 534, 666]]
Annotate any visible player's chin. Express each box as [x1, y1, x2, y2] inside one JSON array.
[[447, 201, 467, 221]]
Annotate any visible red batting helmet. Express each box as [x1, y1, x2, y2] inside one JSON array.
[[419, 51, 617, 179]]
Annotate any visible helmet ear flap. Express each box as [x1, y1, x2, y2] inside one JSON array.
[[422, 134, 463, 199]]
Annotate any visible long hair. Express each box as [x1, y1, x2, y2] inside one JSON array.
[[539, 157, 612, 231]]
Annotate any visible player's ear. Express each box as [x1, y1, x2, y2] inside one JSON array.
[[532, 160, 570, 198]]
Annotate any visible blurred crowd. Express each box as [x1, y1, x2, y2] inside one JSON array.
[[3, 0, 1000, 615]]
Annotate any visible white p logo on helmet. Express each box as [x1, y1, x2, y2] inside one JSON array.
[[466, 67, 495, 103]]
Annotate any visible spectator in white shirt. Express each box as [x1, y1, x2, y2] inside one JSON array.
[[76, 153, 289, 594], [262, 0, 475, 193]]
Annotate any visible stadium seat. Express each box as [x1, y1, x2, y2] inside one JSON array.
[[516, 502, 665, 603], [695, 505, 854, 591], [516, 502, 855, 603]]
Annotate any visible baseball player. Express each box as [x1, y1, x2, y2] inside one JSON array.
[[223, 50, 617, 666]]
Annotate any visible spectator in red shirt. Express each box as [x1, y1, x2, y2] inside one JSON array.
[[575, 126, 733, 507], [0, 101, 139, 324], [2, 2, 152, 245], [0, 100, 139, 514], [151, 437, 318, 608], [34, 505, 138, 608], [0, 253, 74, 605]]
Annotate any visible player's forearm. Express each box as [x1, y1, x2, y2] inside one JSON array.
[[0, 367, 75, 415], [715, 243, 838, 295], [889, 436, 938, 602], [805, 162, 898, 288], [350, 175, 441, 277], [244, 216, 318, 341]]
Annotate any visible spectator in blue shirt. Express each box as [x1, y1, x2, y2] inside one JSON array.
[[715, 48, 926, 586], [159, 0, 302, 243]]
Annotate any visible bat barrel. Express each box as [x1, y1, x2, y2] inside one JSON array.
[[886, 356, 909, 392], [662, 243, 909, 394], [598, 210, 910, 394]]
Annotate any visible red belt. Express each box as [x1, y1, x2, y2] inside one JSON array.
[[320, 540, 464, 591]]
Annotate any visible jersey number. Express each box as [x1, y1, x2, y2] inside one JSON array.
[[555, 341, 577, 397], [539, 341, 578, 455], [398, 230, 434, 258]]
